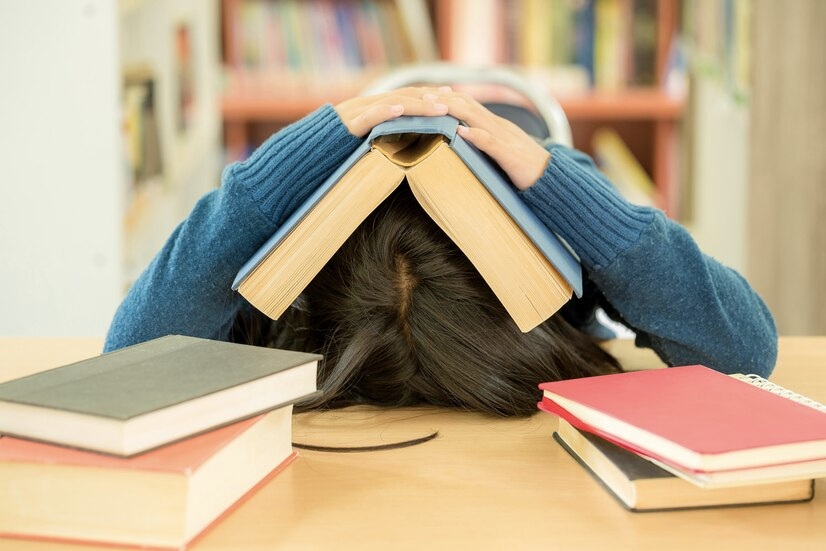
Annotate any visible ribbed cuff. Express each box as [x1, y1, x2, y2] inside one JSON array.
[[224, 104, 362, 225], [520, 145, 654, 270]]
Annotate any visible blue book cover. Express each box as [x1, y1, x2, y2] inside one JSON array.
[[573, 0, 596, 86], [233, 116, 582, 299]]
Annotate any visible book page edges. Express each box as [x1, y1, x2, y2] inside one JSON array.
[[237, 151, 405, 319], [555, 428, 813, 511], [405, 143, 572, 331], [232, 140, 373, 290], [448, 136, 582, 297], [0, 362, 316, 457], [0, 451, 297, 550]]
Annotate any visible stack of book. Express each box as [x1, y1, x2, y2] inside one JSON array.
[[0, 335, 320, 549], [539, 364, 826, 512]]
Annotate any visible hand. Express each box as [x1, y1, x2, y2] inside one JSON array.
[[334, 87, 453, 138], [433, 90, 551, 190]]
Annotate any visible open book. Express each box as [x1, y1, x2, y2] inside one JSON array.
[[233, 116, 582, 332]]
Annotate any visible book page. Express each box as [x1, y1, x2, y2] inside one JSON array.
[[406, 143, 572, 332], [239, 151, 405, 319]]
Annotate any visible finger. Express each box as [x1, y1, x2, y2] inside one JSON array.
[[368, 86, 452, 102], [339, 87, 457, 136], [348, 103, 404, 136], [456, 125, 500, 156], [386, 95, 449, 117], [434, 92, 528, 140], [348, 97, 449, 136], [441, 94, 505, 132], [457, 125, 549, 190]]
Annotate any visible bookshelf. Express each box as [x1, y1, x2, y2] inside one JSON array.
[[120, 0, 223, 288], [0, 1, 124, 336], [219, 0, 686, 217], [0, 0, 222, 337], [435, 0, 685, 217], [220, 0, 437, 160]]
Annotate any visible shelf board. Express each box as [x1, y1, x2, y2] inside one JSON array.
[[559, 89, 685, 121], [220, 70, 376, 123], [221, 86, 685, 124], [222, 93, 344, 122]]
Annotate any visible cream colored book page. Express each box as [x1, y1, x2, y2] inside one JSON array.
[[239, 151, 405, 319], [406, 143, 571, 332]]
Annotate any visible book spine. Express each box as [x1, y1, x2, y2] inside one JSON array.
[[573, 0, 596, 85]]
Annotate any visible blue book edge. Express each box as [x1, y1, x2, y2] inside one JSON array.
[[232, 116, 583, 298]]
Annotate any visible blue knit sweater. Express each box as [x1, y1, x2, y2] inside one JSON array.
[[104, 105, 778, 377]]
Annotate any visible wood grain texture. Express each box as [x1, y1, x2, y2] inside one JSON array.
[[1, 337, 825, 550]]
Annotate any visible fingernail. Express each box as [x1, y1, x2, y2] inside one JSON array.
[[439, 86, 452, 93], [423, 93, 438, 101], [433, 103, 448, 113], [389, 104, 404, 115]]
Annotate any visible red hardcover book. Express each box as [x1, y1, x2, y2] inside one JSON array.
[[538, 365, 826, 474], [0, 407, 296, 550]]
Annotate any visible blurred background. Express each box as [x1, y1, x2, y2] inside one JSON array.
[[0, 0, 823, 337]]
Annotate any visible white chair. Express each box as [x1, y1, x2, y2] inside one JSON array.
[[361, 62, 573, 147], [363, 63, 638, 340]]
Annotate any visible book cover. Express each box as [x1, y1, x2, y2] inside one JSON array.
[[539, 365, 826, 473], [0, 408, 296, 550], [554, 418, 815, 512], [0, 335, 319, 455], [232, 115, 582, 333]]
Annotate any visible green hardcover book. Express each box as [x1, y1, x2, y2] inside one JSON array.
[[0, 335, 320, 456]]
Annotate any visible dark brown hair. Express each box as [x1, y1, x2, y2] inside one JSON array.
[[235, 184, 621, 417]]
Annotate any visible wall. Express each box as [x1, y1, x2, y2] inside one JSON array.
[[0, 0, 221, 336], [687, 78, 749, 275], [119, 0, 222, 285], [0, 1, 123, 336], [748, 0, 826, 335]]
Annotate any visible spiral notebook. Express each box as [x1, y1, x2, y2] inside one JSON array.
[[652, 373, 826, 487], [539, 365, 826, 485], [731, 373, 826, 412]]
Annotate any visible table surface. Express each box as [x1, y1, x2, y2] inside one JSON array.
[[1, 337, 825, 550]]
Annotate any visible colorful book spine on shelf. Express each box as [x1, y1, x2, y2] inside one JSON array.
[[230, 0, 430, 76], [573, 0, 596, 85], [438, 0, 661, 91]]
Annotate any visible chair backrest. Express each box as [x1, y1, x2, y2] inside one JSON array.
[[361, 63, 573, 147]]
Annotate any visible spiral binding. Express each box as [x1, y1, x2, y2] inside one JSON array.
[[732, 373, 826, 413]]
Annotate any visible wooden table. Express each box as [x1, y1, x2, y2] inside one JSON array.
[[1, 337, 825, 550]]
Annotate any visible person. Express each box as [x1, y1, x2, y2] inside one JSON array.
[[104, 87, 778, 417]]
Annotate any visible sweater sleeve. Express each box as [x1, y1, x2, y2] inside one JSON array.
[[104, 105, 362, 352], [521, 144, 778, 377]]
